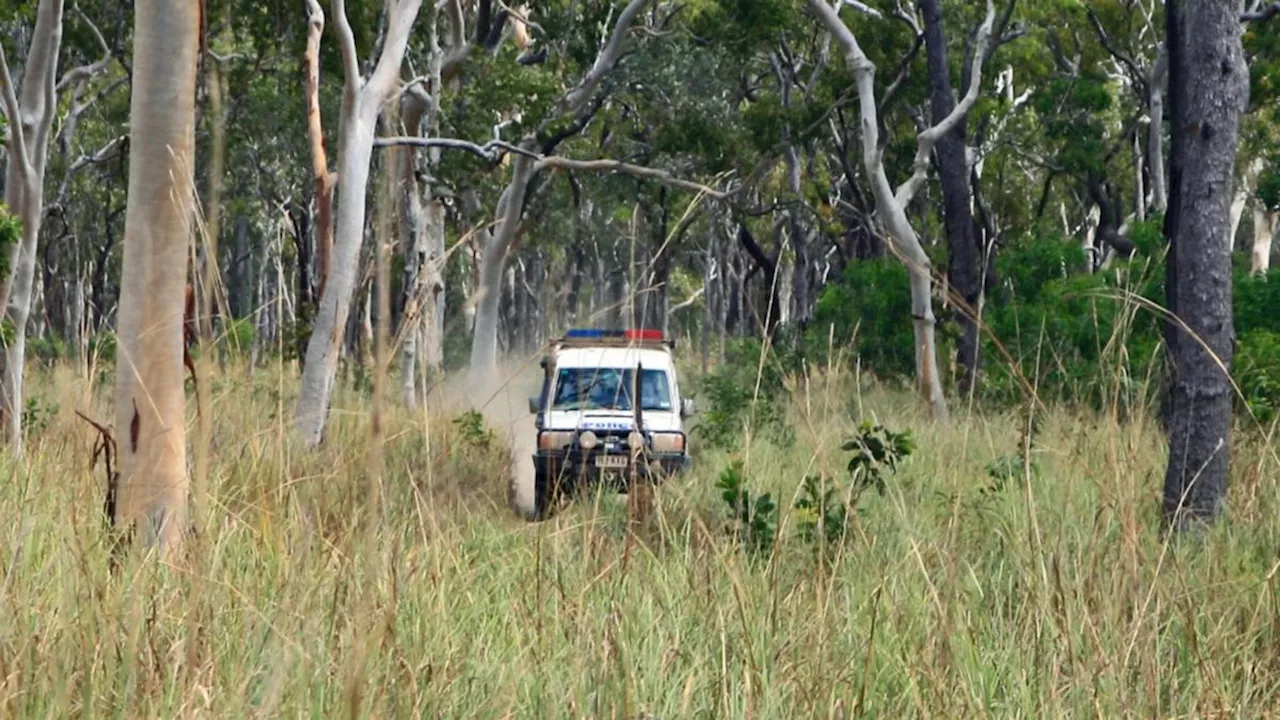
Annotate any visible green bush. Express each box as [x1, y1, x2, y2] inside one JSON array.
[[690, 337, 797, 450], [806, 258, 915, 379]]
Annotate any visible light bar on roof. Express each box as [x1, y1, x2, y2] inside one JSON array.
[[563, 328, 665, 341]]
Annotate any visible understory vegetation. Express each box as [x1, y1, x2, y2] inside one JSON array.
[[4, 348, 1280, 716]]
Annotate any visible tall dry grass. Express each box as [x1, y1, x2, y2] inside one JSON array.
[[1, 354, 1279, 718]]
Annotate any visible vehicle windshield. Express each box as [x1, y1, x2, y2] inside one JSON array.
[[551, 367, 672, 412]]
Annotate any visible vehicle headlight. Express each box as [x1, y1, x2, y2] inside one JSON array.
[[627, 431, 645, 449], [650, 432, 685, 453], [578, 430, 599, 450], [538, 431, 573, 451]]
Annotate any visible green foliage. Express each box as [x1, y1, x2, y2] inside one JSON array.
[[21, 395, 57, 438], [842, 421, 915, 497], [452, 409, 495, 452], [0, 205, 21, 283], [222, 318, 255, 356], [1032, 71, 1114, 177], [793, 474, 849, 547], [808, 258, 915, 379], [691, 338, 797, 450], [715, 461, 778, 555], [1233, 330, 1280, 425]]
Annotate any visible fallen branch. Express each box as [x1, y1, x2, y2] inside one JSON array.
[[74, 409, 119, 528]]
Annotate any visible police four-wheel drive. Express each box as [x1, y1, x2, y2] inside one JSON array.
[[526, 329, 694, 519]]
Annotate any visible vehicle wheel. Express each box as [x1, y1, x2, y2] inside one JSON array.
[[533, 468, 570, 520]]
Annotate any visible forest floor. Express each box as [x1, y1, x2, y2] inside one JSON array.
[[3, 358, 1280, 717]]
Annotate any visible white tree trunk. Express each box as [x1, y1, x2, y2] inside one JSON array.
[[1148, 48, 1168, 214], [469, 153, 534, 379], [0, 0, 65, 455], [295, 0, 423, 447], [1252, 206, 1277, 275], [1230, 158, 1264, 249], [113, 0, 199, 554]]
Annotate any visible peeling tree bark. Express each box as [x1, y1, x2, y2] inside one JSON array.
[[295, 0, 424, 448], [808, 0, 995, 419], [1161, 0, 1248, 529], [304, 0, 337, 302], [113, 0, 200, 555]]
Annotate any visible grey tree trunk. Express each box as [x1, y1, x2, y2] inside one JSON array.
[[921, 0, 981, 394], [1161, 0, 1248, 529]]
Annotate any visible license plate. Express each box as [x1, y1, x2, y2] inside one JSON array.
[[595, 455, 627, 468]]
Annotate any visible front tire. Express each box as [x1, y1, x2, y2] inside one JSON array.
[[533, 467, 571, 520]]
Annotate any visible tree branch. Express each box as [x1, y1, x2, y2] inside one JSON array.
[[1242, 3, 1280, 22], [534, 157, 730, 199], [1086, 7, 1147, 95], [0, 42, 34, 183], [666, 285, 704, 315], [894, 0, 995, 207], [57, 7, 113, 91], [840, 0, 882, 18], [330, 0, 362, 92], [52, 134, 126, 207], [558, 0, 653, 116], [374, 135, 539, 161], [367, 0, 426, 99]]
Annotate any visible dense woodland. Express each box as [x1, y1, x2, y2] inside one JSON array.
[[0, 1, 1277, 540], [9, 0, 1280, 715]]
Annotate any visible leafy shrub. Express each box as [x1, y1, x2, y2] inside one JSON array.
[[1235, 330, 1280, 425], [843, 421, 915, 497], [715, 460, 778, 555], [793, 473, 849, 547], [717, 421, 914, 558], [807, 258, 915, 379], [692, 338, 797, 450], [22, 396, 58, 438], [452, 409, 495, 452]]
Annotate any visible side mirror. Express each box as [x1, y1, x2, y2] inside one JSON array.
[[528, 396, 540, 414], [680, 397, 696, 418]]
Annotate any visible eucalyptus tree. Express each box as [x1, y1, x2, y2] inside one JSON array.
[[1161, 0, 1250, 529], [807, 0, 996, 419], [295, 0, 424, 448], [112, 0, 200, 555], [0, 0, 113, 454]]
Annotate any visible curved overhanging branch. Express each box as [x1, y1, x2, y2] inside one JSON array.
[[375, 135, 733, 199], [532, 157, 730, 199]]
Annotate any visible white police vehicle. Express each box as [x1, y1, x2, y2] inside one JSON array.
[[526, 328, 693, 518]]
